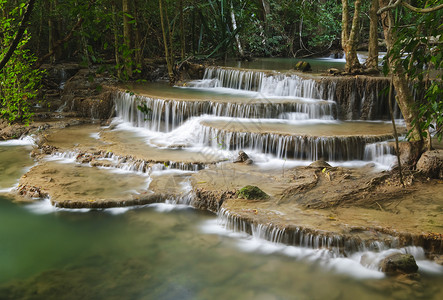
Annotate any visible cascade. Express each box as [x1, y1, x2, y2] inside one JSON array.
[[49, 150, 205, 173], [197, 124, 394, 161], [364, 142, 396, 166], [191, 66, 398, 121], [112, 64, 402, 165], [218, 208, 403, 256], [191, 66, 335, 100], [113, 91, 336, 132]]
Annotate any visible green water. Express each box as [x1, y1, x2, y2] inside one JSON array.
[[0, 145, 34, 191], [223, 57, 346, 72], [0, 195, 442, 300]]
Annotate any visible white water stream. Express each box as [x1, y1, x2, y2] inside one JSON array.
[[113, 66, 399, 169]]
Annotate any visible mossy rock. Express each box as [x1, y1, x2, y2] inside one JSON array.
[[294, 61, 312, 72], [237, 185, 269, 200], [379, 253, 418, 275]]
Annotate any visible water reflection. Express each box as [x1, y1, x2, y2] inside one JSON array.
[[0, 144, 34, 192]]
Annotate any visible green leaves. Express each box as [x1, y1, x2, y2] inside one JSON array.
[[0, 0, 43, 125], [383, 3, 443, 142]]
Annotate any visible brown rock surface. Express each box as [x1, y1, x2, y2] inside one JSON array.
[[417, 150, 443, 179]]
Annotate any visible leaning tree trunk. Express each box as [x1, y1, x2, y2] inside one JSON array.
[[343, 0, 362, 73], [366, 0, 379, 70], [0, 0, 36, 72], [378, 0, 423, 144]]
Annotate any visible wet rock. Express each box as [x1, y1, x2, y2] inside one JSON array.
[[17, 185, 47, 199], [193, 189, 236, 213], [309, 160, 331, 169], [416, 150, 443, 179], [294, 61, 311, 72], [244, 158, 253, 165], [41, 143, 58, 155], [177, 62, 205, 80], [90, 160, 113, 168], [76, 153, 93, 164], [379, 253, 418, 275], [237, 185, 269, 200], [61, 69, 117, 120], [0, 119, 35, 141], [234, 150, 253, 165], [332, 76, 391, 120], [327, 68, 341, 75], [329, 50, 344, 59]]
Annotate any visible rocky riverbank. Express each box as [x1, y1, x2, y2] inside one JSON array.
[[9, 119, 443, 263]]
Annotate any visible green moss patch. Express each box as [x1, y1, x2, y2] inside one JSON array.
[[237, 185, 269, 200]]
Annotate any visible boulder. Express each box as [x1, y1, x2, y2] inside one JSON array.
[[416, 150, 443, 179], [379, 253, 418, 275]]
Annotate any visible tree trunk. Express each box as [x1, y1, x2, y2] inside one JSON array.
[[341, 0, 349, 51], [230, 1, 244, 58], [366, 0, 379, 70], [378, 0, 423, 144], [159, 0, 174, 84], [179, 0, 185, 59], [48, 1, 55, 63], [344, 0, 362, 73], [192, 0, 196, 55], [76, 1, 89, 66], [122, 0, 133, 78], [112, 0, 122, 79]]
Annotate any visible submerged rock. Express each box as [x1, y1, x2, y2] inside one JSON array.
[[416, 150, 443, 179], [237, 185, 269, 200], [379, 253, 418, 275]]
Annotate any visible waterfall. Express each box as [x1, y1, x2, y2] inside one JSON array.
[[190, 66, 335, 100], [218, 208, 402, 256], [364, 141, 396, 167], [48, 150, 205, 174], [111, 65, 401, 164], [113, 91, 336, 132], [198, 124, 394, 161]]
